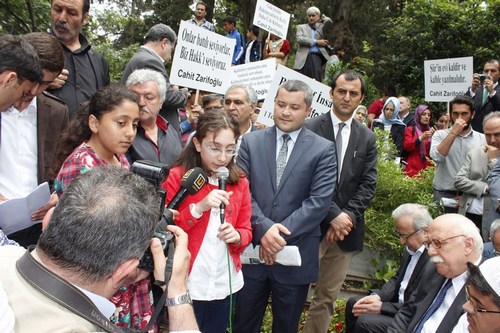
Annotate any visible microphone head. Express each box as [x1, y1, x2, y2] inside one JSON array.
[[216, 167, 229, 180], [180, 167, 208, 195]]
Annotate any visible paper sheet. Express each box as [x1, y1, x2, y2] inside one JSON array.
[[241, 244, 302, 266]]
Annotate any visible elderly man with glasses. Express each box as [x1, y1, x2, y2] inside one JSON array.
[[344, 203, 434, 333], [387, 213, 483, 333]]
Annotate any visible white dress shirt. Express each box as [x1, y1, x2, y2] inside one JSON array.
[[329, 111, 353, 175], [398, 245, 425, 303]]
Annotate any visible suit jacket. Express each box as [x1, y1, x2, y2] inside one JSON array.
[[305, 113, 377, 251], [373, 249, 431, 316], [237, 126, 337, 284], [121, 46, 188, 110], [467, 84, 500, 133], [36, 92, 69, 185], [0, 92, 68, 187], [454, 146, 491, 224], [402, 112, 415, 127], [293, 16, 333, 70], [387, 264, 467, 333]]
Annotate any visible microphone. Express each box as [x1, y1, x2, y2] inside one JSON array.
[[216, 167, 229, 223], [167, 167, 208, 210]]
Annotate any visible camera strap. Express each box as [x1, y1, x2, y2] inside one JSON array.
[[16, 246, 173, 333]]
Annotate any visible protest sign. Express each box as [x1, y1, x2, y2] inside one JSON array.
[[424, 57, 473, 102], [230, 59, 276, 100], [253, 0, 290, 39]]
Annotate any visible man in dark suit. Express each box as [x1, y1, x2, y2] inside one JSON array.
[[303, 69, 377, 333], [399, 96, 415, 126], [345, 203, 433, 333], [387, 214, 484, 333], [467, 59, 500, 133], [122, 23, 189, 134], [0, 32, 68, 247], [234, 80, 337, 333]]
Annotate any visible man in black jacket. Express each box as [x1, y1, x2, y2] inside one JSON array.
[[345, 203, 434, 333]]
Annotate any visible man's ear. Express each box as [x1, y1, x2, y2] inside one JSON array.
[[3, 72, 18, 88], [82, 12, 89, 26], [42, 207, 55, 231], [109, 258, 139, 289]]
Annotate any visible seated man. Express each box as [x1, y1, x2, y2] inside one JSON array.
[[345, 203, 433, 333], [387, 214, 483, 333], [452, 256, 500, 333], [125, 68, 182, 166], [0, 167, 199, 332]]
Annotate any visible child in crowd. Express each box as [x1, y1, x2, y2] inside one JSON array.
[[52, 85, 156, 332], [163, 109, 252, 333]]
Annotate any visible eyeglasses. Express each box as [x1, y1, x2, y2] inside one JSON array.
[[465, 285, 500, 314], [205, 144, 237, 157], [424, 234, 466, 249], [395, 229, 420, 241]]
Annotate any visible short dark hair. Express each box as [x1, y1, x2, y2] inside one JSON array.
[[38, 167, 159, 284], [223, 16, 236, 25], [144, 23, 176, 44], [248, 25, 260, 37], [329, 69, 367, 97], [466, 262, 500, 308], [449, 95, 475, 113], [202, 94, 224, 109], [0, 34, 42, 83], [196, 1, 208, 10], [24, 32, 64, 75], [277, 80, 314, 108], [51, 0, 90, 14], [485, 59, 499, 68]]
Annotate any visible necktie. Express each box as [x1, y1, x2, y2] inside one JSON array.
[[482, 87, 488, 106], [336, 123, 345, 165], [413, 279, 453, 333], [276, 134, 290, 186]]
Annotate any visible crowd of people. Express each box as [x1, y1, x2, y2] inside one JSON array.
[[0, 1, 499, 333]]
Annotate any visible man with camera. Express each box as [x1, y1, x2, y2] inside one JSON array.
[[0, 167, 199, 332], [293, 6, 332, 82], [466, 59, 500, 133]]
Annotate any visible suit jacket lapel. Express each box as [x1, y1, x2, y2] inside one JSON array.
[[265, 127, 278, 193], [320, 113, 335, 141]]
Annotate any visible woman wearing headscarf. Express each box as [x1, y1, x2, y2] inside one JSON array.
[[372, 97, 406, 156], [403, 105, 435, 177]]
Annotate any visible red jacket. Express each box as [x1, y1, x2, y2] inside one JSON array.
[[403, 126, 432, 177], [163, 166, 253, 272]]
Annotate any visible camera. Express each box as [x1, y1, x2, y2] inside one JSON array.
[[324, 44, 335, 55], [478, 73, 488, 82], [131, 160, 174, 272]]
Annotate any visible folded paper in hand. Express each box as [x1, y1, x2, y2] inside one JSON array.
[[241, 245, 301, 266]]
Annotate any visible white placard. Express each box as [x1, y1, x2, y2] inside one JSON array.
[[253, 0, 290, 40], [230, 58, 276, 100], [170, 20, 235, 94], [257, 65, 332, 127], [424, 56, 473, 102]]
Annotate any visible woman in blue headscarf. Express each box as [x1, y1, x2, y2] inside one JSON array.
[[371, 96, 406, 156]]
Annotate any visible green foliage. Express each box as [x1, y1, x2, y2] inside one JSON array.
[[92, 41, 139, 83], [365, 129, 441, 271], [0, 0, 51, 34]]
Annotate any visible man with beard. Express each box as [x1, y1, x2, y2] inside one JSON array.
[[430, 96, 485, 213], [47, 0, 109, 118]]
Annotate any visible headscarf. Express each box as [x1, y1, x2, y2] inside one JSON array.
[[372, 97, 406, 127], [414, 104, 432, 160]]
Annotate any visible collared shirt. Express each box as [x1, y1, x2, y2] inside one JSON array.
[[189, 17, 215, 32], [430, 128, 485, 191], [420, 256, 482, 333], [329, 111, 353, 175], [188, 177, 244, 300], [398, 245, 425, 303], [0, 98, 38, 198], [309, 26, 320, 54], [275, 127, 301, 162], [235, 120, 253, 158], [78, 287, 115, 319], [469, 81, 498, 97], [245, 40, 255, 64]]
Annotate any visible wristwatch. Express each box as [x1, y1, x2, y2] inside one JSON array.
[[165, 292, 192, 307]]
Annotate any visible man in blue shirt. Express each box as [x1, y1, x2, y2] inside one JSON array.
[[223, 16, 244, 65]]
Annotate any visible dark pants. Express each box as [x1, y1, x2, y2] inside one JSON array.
[[233, 271, 309, 333], [298, 53, 326, 82], [193, 294, 235, 333], [465, 212, 483, 233], [345, 295, 394, 333]]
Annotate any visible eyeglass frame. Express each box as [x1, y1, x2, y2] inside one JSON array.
[[424, 234, 466, 249], [204, 143, 237, 157], [395, 229, 421, 241], [465, 285, 500, 314]]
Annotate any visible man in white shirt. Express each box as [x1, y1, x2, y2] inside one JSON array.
[[387, 214, 483, 333]]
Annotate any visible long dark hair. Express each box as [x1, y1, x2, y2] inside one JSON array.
[[51, 85, 139, 177], [173, 109, 243, 184]]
